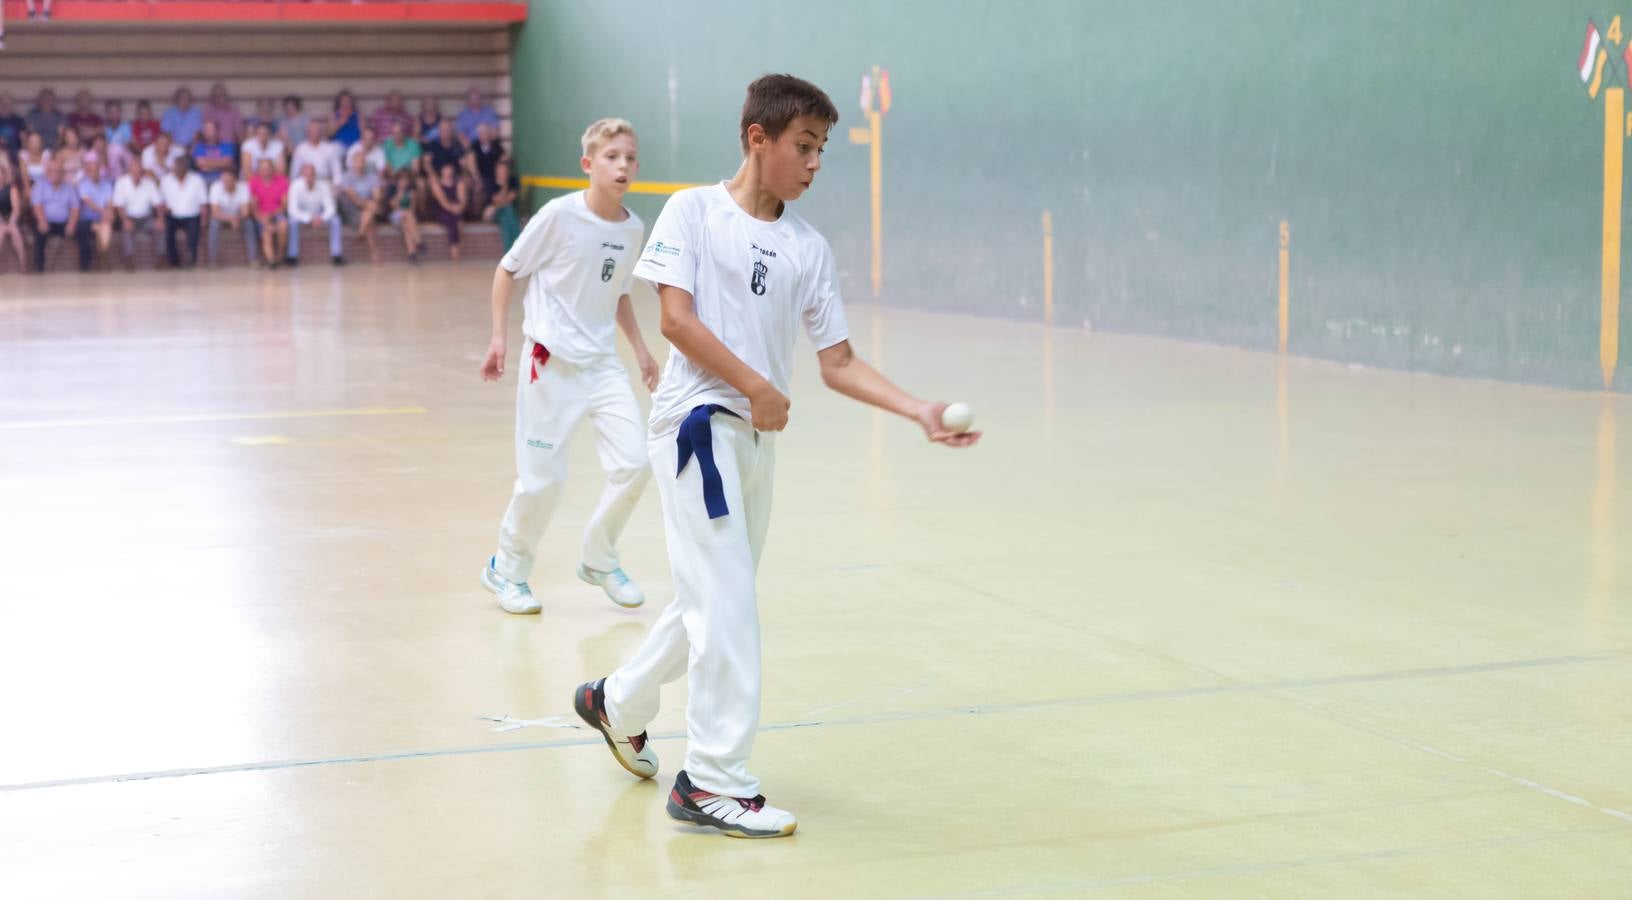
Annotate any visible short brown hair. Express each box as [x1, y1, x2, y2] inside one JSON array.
[[739, 74, 839, 152]]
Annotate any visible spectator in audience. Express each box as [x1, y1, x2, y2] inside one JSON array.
[[141, 132, 184, 179], [67, 90, 103, 144], [103, 100, 130, 150], [75, 156, 116, 268], [245, 97, 277, 135], [330, 90, 361, 149], [483, 157, 520, 252], [86, 133, 131, 182], [385, 168, 422, 264], [415, 95, 443, 140], [203, 83, 243, 143], [159, 154, 207, 269], [113, 155, 163, 271], [0, 94, 26, 161], [248, 158, 290, 268], [241, 120, 286, 176], [276, 96, 308, 149], [18, 131, 49, 187], [345, 125, 386, 176], [0, 161, 27, 271], [383, 120, 421, 176], [191, 120, 236, 186], [421, 119, 466, 188], [293, 120, 343, 187], [30, 159, 87, 272], [455, 88, 499, 144], [337, 152, 383, 263], [55, 127, 85, 183], [130, 100, 162, 152], [207, 167, 255, 269], [286, 163, 344, 267], [367, 91, 413, 142], [428, 162, 466, 261], [467, 121, 504, 200], [161, 87, 203, 146], [28, 89, 66, 150], [25, 0, 53, 22]]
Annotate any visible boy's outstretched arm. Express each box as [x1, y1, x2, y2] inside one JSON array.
[[817, 340, 980, 447]]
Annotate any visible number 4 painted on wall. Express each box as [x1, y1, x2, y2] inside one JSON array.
[[1610, 16, 1624, 44]]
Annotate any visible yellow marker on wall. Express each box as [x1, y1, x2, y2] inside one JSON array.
[[1603, 88, 1623, 390], [1278, 220, 1290, 354], [851, 66, 890, 299]]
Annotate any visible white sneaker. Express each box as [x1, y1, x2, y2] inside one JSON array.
[[572, 678, 658, 779], [577, 564, 645, 608], [666, 770, 797, 838], [481, 556, 540, 615]]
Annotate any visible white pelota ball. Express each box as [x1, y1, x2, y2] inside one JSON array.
[[941, 402, 974, 433]]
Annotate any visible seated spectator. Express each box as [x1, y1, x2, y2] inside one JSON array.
[[207, 167, 255, 269], [367, 91, 414, 142], [75, 156, 116, 267], [25, 0, 54, 21], [0, 162, 27, 271], [415, 95, 442, 140], [55, 127, 86, 183], [141, 132, 184, 180], [382, 120, 421, 176], [330, 90, 361, 149], [345, 126, 386, 177], [66, 90, 103, 144], [130, 100, 162, 152], [421, 119, 467, 185], [161, 87, 203, 146], [203, 83, 243, 144], [112, 156, 164, 270], [276, 96, 308, 150], [428, 162, 467, 260], [159, 155, 208, 269], [27, 89, 66, 150], [337, 152, 383, 263], [241, 120, 286, 176], [103, 100, 131, 150], [87, 133, 131, 180], [455, 88, 499, 144], [286, 163, 344, 266], [245, 97, 278, 135], [30, 158, 88, 272], [467, 122, 504, 199], [18, 131, 50, 187], [248, 158, 290, 268], [0, 94, 26, 161], [292, 120, 341, 186], [384, 168, 422, 263], [191, 120, 237, 186], [483, 157, 520, 252]]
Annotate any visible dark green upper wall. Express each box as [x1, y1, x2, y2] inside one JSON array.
[[513, 1, 1630, 392]]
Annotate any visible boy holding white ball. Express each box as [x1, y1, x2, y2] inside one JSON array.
[[572, 74, 979, 839]]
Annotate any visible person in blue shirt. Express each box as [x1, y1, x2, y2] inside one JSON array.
[[30, 158, 90, 272], [455, 88, 499, 144], [161, 87, 204, 145], [191, 120, 237, 185]]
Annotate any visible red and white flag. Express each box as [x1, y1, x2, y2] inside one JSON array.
[[1581, 22, 1602, 83]]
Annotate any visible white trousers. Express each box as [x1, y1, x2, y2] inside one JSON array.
[[604, 413, 776, 797], [492, 340, 651, 583]]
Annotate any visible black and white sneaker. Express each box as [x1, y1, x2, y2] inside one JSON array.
[[666, 770, 797, 839], [572, 678, 657, 779]]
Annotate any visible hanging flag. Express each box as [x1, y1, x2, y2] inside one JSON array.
[[859, 74, 873, 115], [1582, 22, 1603, 83], [879, 69, 893, 116]]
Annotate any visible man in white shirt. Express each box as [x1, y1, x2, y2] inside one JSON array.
[[112, 156, 163, 270], [241, 120, 286, 175], [140, 132, 184, 180], [344, 125, 387, 177], [159, 155, 208, 268], [291, 120, 341, 187], [286, 163, 344, 266], [207, 168, 256, 268]]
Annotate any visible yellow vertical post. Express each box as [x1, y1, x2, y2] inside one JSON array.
[[869, 110, 883, 299], [1042, 210, 1054, 324], [1603, 89, 1624, 390], [1278, 220, 1290, 354]]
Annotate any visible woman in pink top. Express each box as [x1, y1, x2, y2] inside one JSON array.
[[249, 158, 290, 268]]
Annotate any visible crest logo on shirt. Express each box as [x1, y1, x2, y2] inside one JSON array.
[[601, 258, 615, 282], [750, 259, 768, 296]]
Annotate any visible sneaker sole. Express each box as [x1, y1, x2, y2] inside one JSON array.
[[664, 794, 797, 839], [481, 565, 540, 615], [572, 683, 656, 780], [577, 565, 645, 609]]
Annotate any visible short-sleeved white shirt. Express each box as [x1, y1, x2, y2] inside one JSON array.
[[633, 183, 849, 436], [501, 190, 644, 366]]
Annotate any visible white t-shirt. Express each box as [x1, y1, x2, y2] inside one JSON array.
[[141, 144, 185, 179], [209, 180, 252, 216], [501, 191, 644, 366], [345, 142, 387, 176], [242, 136, 287, 171], [291, 140, 342, 184], [160, 171, 209, 217], [287, 178, 336, 223], [113, 174, 163, 218], [634, 183, 848, 436]]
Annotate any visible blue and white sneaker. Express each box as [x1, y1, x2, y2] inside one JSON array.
[[482, 556, 540, 615], [577, 564, 645, 608]]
